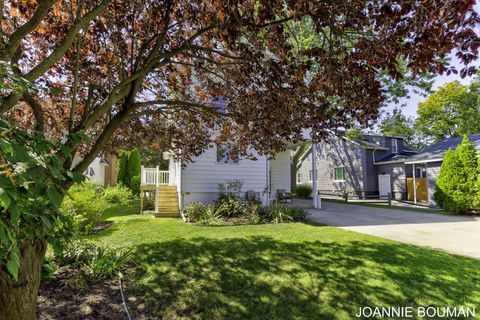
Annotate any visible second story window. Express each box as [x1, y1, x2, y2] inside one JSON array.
[[391, 138, 398, 154], [216, 145, 239, 164]]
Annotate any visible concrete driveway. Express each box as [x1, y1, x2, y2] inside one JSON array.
[[306, 202, 480, 259]]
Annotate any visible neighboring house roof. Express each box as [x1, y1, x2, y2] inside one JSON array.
[[374, 153, 412, 165], [403, 145, 419, 153], [405, 133, 480, 164], [99, 158, 110, 166], [357, 139, 389, 150]]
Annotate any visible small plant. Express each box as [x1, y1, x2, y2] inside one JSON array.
[[41, 257, 56, 279], [88, 246, 132, 279], [294, 184, 312, 199], [54, 240, 98, 267], [54, 240, 132, 279], [199, 206, 224, 225], [102, 184, 135, 206], [218, 179, 244, 200], [183, 202, 209, 222], [65, 274, 88, 292], [261, 205, 306, 223]]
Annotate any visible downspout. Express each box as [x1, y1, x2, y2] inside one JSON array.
[[265, 156, 270, 205], [312, 142, 319, 209]]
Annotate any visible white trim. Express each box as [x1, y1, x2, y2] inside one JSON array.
[[333, 166, 346, 182], [405, 158, 443, 164], [391, 138, 398, 154], [374, 160, 406, 165]]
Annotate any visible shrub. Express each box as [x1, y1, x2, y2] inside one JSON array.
[[88, 245, 132, 279], [54, 240, 98, 267], [102, 184, 135, 206], [198, 205, 223, 226], [294, 184, 312, 199], [116, 150, 129, 188], [435, 136, 477, 214], [183, 202, 209, 222], [215, 197, 260, 218], [128, 148, 142, 194], [218, 179, 243, 200], [261, 205, 306, 223], [61, 181, 109, 235]]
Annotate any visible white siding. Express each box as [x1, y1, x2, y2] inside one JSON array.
[[181, 147, 268, 194], [72, 156, 107, 186], [270, 151, 291, 193]]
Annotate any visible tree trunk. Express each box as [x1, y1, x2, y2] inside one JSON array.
[[0, 238, 47, 320]]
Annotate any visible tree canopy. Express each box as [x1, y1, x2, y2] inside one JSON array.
[[377, 107, 422, 147], [1, 0, 479, 170], [416, 79, 480, 143]]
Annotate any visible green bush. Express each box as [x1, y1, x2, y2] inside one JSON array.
[[116, 150, 129, 188], [260, 205, 306, 223], [102, 184, 135, 206], [61, 181, 109, 235], [198, 206, 224, 226], [116, 148, 142, 194], [183, 202, 209, 222], [215, 197, 260, 218], [435, 136, 478, 214], [294, 184, 312, 199]]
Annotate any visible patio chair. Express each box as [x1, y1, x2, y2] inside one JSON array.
[[245, 190, 258, 201], [276, 189, 292, 203]]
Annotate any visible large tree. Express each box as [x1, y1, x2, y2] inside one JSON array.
[[378, 107, 425, 148], [0, 0, 479, 318], [416, 80, 480, 143]]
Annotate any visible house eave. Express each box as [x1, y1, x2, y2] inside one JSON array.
[[374, 160, 406, 165], [405, 158, 444, 164]]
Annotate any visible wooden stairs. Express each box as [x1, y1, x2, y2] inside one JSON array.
[[140, 185, 180, 218], [155, 186, 180, 218]]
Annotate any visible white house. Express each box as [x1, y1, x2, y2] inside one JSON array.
[[140, 145, 293, 216], [72, 155, 116, 186]]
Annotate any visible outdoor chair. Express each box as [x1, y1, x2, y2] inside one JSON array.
[[276, 189, 292, 203]]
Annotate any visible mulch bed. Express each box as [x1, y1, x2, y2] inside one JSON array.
[[37, 268, 153, 320]]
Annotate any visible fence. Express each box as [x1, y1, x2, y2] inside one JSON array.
[[318, 190, 392, 206]]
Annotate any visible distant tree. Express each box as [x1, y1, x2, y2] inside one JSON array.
[[127, 148, 141, 194], [416, 81, 480, 144], [435, 136, 477, 213], [378, 108, 425, 148], [116, 151, 130, 189]]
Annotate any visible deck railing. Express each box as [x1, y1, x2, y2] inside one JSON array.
[[141, 166, 170, 186]]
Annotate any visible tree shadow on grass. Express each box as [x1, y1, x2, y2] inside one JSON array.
[[128, 236, 480, 320]]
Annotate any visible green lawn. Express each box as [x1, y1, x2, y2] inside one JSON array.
[[91, 206, 480, 320]]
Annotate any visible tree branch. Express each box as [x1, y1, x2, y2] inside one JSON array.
[[22, 93, 45, 133], [25, 0, 111, 82], [0, 0, 58, 60]]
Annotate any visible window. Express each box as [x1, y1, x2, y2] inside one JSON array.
[[391, 138, 398, 154], [415, 167, 427, 178], [297, 172, 301, 183], [334, 167, 345, 181], [216, 145, 239, 164], [308, 170, 317, 182]]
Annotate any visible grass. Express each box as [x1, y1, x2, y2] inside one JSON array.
[[90, 206, 480, 320]]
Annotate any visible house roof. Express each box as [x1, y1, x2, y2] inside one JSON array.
[[374, 153, 412, 164], [405, 133, 480, 164]]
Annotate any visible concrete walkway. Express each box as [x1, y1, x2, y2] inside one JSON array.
[[306, 201, 480, 259]]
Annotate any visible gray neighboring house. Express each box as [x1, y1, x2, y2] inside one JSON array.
[[405, 133, 480, 206], [296, 133, 418, 200]]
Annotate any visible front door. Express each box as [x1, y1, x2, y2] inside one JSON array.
[[378, 174, 391, 199]]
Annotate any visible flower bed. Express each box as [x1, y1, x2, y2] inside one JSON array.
[[183, 198, 306, 225]]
